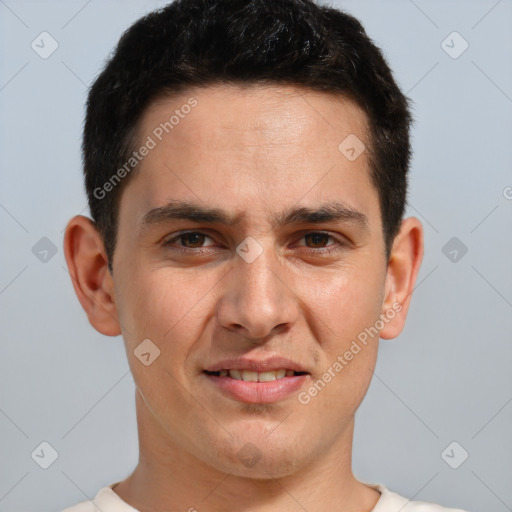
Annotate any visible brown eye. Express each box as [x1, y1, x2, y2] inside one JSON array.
[[179, 232, 207, 248], [303, 232, 332, 248], [164, 232, 215, 250], [295, 232, 347, 255]]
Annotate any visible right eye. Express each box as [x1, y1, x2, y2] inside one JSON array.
[[163, 231, 217, 250]]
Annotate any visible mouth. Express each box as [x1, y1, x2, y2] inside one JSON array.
[[204, 369, 308, 381], [203, 368, 310, 404]]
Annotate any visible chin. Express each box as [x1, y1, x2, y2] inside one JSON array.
[[223, 452, 306, 480], [207, 426, 309, 479]]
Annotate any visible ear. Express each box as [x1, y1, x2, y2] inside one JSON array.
[[63, 215, 121, 337], [379, 216, 424, 340]]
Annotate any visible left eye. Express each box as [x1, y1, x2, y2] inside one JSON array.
[[298, 232, 336, 249]]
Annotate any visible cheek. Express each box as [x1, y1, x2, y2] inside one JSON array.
[[292, 264, 383, 407], [292, 263, 385, 346], [114, 267, 220, 366], [114, 269, 212, 416]]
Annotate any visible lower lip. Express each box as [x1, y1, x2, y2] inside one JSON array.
[[204, 373, 308, 404]]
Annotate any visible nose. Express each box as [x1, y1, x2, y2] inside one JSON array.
[[216, 244, 299, 341]]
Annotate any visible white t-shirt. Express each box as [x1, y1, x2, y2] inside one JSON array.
[[62, 482, 469, 511]]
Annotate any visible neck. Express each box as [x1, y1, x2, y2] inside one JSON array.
[[113, 391, 380, 512]]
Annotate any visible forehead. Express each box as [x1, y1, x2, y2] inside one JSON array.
[[139, 83, 368, 153], [122, 83, 378, 229]]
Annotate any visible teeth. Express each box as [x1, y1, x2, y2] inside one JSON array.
[[242, 370, 259, 382], [222, 369, 293, 381], [276, 369, 287, 379], [258, 369, 286, 381], [229, 369, 242, 380]]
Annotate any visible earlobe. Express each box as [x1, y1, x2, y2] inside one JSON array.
[[379, 217, 424, 340], [63, 215, 121, 337]]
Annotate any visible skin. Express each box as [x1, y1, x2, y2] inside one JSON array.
[[64, 84, 423, 512]]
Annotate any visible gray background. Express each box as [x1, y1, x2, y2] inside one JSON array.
[[0, 1, 511, 511]]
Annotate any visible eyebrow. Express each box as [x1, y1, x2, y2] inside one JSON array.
[[138, 199, 368, 233]]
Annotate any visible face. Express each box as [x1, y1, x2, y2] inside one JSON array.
[[106, 84, 400, 477]]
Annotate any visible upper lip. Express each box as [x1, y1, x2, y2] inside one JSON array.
[[204, 356, 309, 373]]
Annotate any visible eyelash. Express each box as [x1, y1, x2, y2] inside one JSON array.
[[162, 231, 347, 255]]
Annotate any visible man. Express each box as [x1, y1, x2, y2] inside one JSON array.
[[62, 0, 467, 510]]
